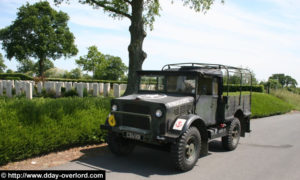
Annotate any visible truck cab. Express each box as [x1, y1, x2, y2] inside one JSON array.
[[101, 63, 252, 171]]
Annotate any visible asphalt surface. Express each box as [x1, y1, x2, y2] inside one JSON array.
[[50, 112, 300, 180]]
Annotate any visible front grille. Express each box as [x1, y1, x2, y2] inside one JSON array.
[[122, 114, 150, 130], [123, 103, 151, 114]]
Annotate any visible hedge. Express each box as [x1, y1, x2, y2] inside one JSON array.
[[0, 73, 33, 80], [46, 78, 127, 84], [0, 97, 111, 166], [224, 84, 264, 93]]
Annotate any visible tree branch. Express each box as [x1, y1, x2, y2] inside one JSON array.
[[89, 0, 131, 19], [123, 0, 131, 4]]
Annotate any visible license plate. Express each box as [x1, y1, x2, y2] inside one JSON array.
[[126, 132, 141, 140]]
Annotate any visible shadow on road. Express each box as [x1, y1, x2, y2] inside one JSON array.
[[208, 140, 227, 152], [72, 140, 225, 177], [73, 145, 181, 177]]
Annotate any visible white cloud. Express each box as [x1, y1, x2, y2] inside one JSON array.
[[142, 0, 300, 83]]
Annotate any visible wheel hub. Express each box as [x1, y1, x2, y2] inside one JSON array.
[[185, 143, 195, 160], [232, 126, 240, 145]]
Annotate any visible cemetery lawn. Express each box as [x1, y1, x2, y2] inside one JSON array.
[[0, 97, 111, 166]]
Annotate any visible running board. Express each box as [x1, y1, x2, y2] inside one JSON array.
[[207, 127, 228, 139]]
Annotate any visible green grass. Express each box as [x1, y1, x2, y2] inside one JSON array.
[[0, 97, 111, 166], [251, 92, 293, 118], [223, 92, 293, 118], [270, 89, 300, 111]]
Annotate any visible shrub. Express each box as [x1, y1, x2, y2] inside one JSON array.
[[46, 78, 127, 84], [0, 97, 111, 165], [0, 73, 33, 80], [63, 89, 78, 97], [223, 84, 264, 93], [61, 87, 66, 94], [45, 90, 56, 98], [83, 88, 89, 97], [3, 77, 21, 80]]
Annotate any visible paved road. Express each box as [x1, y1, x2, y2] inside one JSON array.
[[50, 112, 300, 180]]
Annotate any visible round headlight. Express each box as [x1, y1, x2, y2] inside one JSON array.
[[112, 104, 117, 111], [155, 109, 163, 118]]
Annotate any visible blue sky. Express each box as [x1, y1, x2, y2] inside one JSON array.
[[0, 0, 299, 85]]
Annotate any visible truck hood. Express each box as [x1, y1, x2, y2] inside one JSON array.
[[116, 93, 194, 108]]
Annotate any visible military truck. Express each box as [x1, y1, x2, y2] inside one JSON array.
[[101, 63, 252, 171]]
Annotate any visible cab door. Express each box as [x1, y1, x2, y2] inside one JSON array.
[[195, 77, 218, 125]]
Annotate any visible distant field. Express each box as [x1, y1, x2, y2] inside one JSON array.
[[271, 89, 300, 111]]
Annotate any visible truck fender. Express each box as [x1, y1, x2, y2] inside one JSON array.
[[171, 114, 209, 156], [171, 114, 206, 136]]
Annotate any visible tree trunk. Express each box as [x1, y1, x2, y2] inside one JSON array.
[[124, 0, 147, 95], [38, 56, 45, 77]]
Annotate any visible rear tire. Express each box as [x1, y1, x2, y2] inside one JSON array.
[[107, 132, 135, 156], [171, 127, 201, 171], [222, 118, 241, 151]]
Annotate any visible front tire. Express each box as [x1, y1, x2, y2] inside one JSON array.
[[107, 132, 135, 156], [171, 127, 201, 171], [222, 118, 241, 151]]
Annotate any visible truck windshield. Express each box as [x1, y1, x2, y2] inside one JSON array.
[[139, 75, 165, 91], [166, 75, 196, 94], [139, 75, 196, 94]]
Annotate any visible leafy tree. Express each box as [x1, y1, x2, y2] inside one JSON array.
[[224, 69, 257, 85], [54, 0, 222, 94], [285, 75, 297, 87], [17, 59, 54, 76], [0, 1, 78, 77], [44, 67, 68, 78], [269, 74, 297, 88], [68, 68, 83, 79], [76, 46, 127, 80], [269, 74, 286, 87], [6, 69, 14, 73], [266, 79, 282, 89], [34, 59, 55, 75], [16, 59, 35, 74], [94, 55, 128, 80], [0, 53, 7, 73], [75, 46, 103, 77]]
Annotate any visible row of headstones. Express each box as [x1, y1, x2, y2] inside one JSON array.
[[0, 80, 127, 99]]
